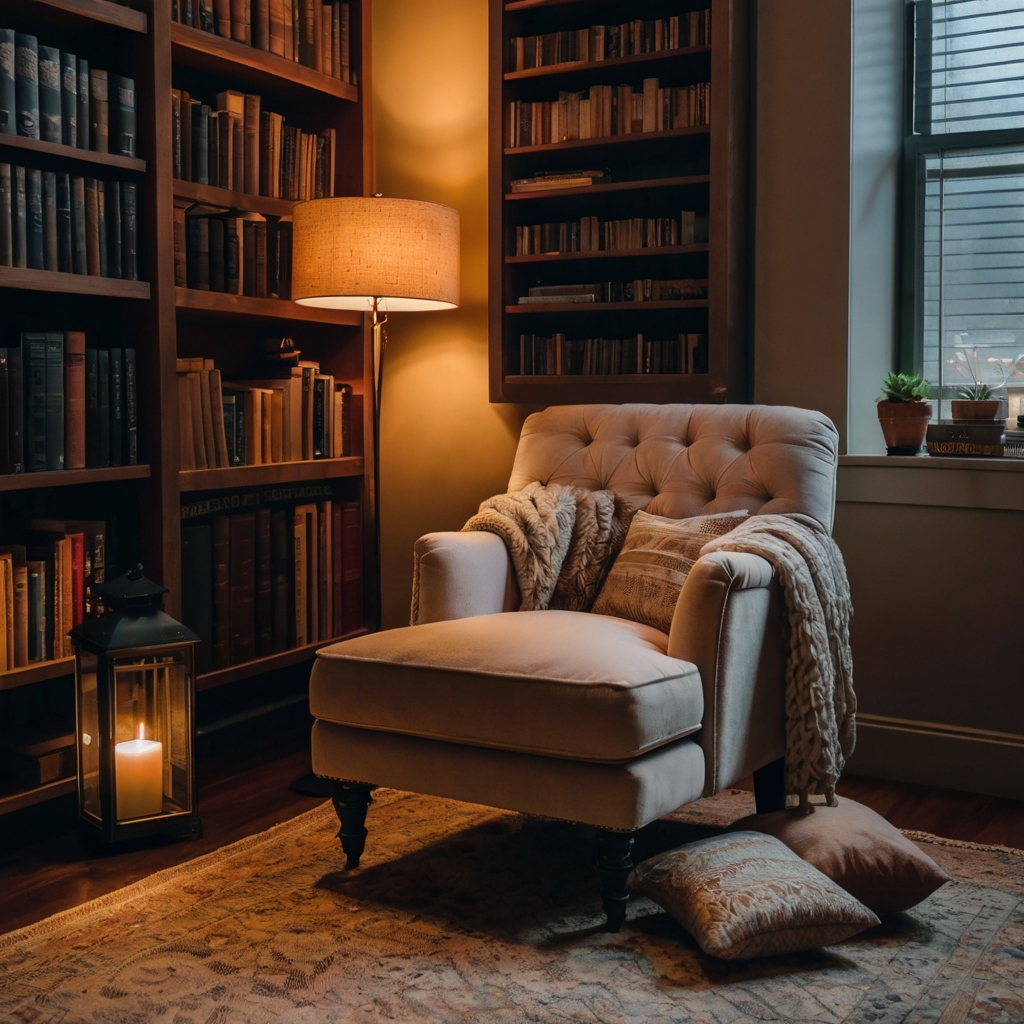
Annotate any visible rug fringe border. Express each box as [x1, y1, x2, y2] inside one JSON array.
[[901, 828, 1024, 858]]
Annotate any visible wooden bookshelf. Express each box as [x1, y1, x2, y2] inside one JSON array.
[[16, 0, 147, 34], [175, 288, 363, 325], [0, 465, 150, 493], [0, 658, 76, 693], [489, 0, 749, 404], [0, 267, 151, 299], [173, 180, 296, 219], [180, 457, 364, 492], [0, 133, 147, 174]]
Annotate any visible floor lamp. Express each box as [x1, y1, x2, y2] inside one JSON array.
[[287, 195, 460, 795]]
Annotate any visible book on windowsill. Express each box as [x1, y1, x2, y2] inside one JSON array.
[[926, 422, 1006, 447]]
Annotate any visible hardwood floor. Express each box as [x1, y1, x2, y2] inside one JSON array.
[[1, 728, 1022, 936]]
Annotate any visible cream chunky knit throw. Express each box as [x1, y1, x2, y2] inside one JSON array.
[[701, 513, 856, 811]]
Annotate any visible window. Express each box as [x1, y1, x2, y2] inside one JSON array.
[[904, 0, 1024, 418]]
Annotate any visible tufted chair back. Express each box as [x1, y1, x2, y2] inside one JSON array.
[[508, 404, 840, 531]]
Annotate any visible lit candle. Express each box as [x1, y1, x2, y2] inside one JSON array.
[[115, 724, 163, 820]]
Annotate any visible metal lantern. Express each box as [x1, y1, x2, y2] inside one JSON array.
[[70, 565, 202, 844]]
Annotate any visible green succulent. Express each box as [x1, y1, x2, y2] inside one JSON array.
[[955, 382, 994, 400], [878, 371, 930, 403]]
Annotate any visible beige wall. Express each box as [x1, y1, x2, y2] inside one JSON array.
[[373, 0, 533, 629]]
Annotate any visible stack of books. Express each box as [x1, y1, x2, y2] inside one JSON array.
[[0, 168, 139, 279], [171, 88, 336, 201], [513, 210, 707, 256], [0, 332, 137, 475], [509, 170, 609, 194], [0, 32, 136, 155], [518, 332, 707, 376], [507, 78, 710, 148], [180, 488, 362, 673], [172, 1, 353, 84], [177, 357, 352, 470], [517, 279, 708, 304], [507, 11, 710, 71], [926, 421, 1010, 458]]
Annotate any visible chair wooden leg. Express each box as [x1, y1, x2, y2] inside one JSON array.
[[597, 829, 636, 932], [331, 782, 375, 869], [753, 757, 786, 814]]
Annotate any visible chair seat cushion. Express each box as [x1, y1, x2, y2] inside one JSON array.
[[310, 610, 703, 763]]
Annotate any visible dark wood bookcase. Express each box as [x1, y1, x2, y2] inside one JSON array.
[[0, 0, 376, 817], [489, 0, 749, 404]]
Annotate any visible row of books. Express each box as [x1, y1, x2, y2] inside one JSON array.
[[0, 520, 108, 668], [177, 357, 352, 470], [509, 168, 611, 194], [512, 212, 706, 256], [517, 332, 707, 376], [0, 32, 136, 156], [507, 12, 711, 72], [175, 211, 292, 297], [171, 0, 353, 83], [171, 88, 337, 201], [0, 166, 140, 280], [516, 279, 709, 305], [0, 333, 137, 475], [181, 492, 362, 673], [925, 421, 1024, 459], [508, 80, 710, 148]]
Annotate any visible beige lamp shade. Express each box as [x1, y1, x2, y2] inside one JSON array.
[[291, 197, 460, 311]]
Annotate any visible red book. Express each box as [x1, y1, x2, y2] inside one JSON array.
[[341, 500, 362, 635], [67, 532, 85, 627]]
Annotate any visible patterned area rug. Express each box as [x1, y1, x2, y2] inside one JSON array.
[[2, 788, 1023, 1023]]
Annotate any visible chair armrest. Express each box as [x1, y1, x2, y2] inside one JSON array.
[[410, 531, 519, 625], [667, 550, 786, 796]]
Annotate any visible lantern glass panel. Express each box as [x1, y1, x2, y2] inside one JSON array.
[[77, 649, 101, 822], [112, 650, 193, 821]]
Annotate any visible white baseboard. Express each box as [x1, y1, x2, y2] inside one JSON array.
[[847, 714, 1024, 802]]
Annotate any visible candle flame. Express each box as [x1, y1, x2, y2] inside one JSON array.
[[138, 723, 145, 741]]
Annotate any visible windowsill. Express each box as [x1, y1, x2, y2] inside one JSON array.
[[840, 454, 1024, 472]]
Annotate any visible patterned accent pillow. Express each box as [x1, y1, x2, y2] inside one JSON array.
[[727, 797, 951, 915], [591, 509, 749, 632], [628, 832, 880, 960]]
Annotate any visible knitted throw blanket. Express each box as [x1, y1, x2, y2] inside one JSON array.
[[462, 482, 635, 612], [701, 513, 856, 811]]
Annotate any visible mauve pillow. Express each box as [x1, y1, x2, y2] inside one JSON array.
[[727, 796, 951, 915]]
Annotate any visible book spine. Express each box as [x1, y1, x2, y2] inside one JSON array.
[[229, 512, 256, 664], [84, 347, 98, 467], [192, 104, 209, 184], [0, 351, 9, 475], [59, 51, 76, 147], [24, 333, 47, 472], [97, 348, 110, 467], [124, 347, 137, 465], [15, 34, 39, 139], [292, 505, 307, 645], [44, 332, 64, 472], [26, 561, 44, 662], [209, 217, 225, 292], [0, 30, 14, 135], [173, 204, 187, 286], [8, 340, 22, 473], [105, 180, 122, 279], [64, 331, 86, 470], [25, 168, 42, 269], [89, 69, 108, 153], [37, 46, 61, 144], [231, 0, 252, 45], [109, 347, 123, 467], [181, 524, 213, 675], [12, 165, 25, 267], [76, 58, 89, 150], [256, 506, 272, 655], [270, 508, 290, 651], [109, 75, 136, 158], [212, 515, 230, 669], [214, 0, 231, 37], [120, 181, 137, 280], [41, 170, 56, 271], [70, 175, 86, 274], [98, 180, 109, 277], [0, 163, 10, 265], [341, 500, 361, 634], [331, 501, 342, 635], [84, 177, 99, 275], [254, 0, 271, 50]]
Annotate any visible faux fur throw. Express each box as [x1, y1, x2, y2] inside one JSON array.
[[463, 482, 635, 612], [701, 513, 856, 812]]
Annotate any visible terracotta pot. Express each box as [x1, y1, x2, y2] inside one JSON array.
[[951, 399, 1000, 421], [876, 400, 932, 451]]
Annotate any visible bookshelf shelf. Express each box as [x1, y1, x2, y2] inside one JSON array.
[[504, 45, 711, 82], [0, 267, 150, 299], [505, 174, 710, 202], [15, 0, 148, 34], [196, 628, 369, 691], [170, 23, 359, 103], [507, 299, 709, 313], [0, 776, 77, 816], [504, 124, 710, 157], [173, 180, 296, 219], [505, 0, 590, 10], [506, 244, 709, 264], [0, 658, 76, 693], [0, 465, 151, 493], [175, 287, 363, 325], [179, 456, 365, 492], [0, 134, 147, 174]]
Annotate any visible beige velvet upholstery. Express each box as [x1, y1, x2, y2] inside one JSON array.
[[312, 403, 838, 833]]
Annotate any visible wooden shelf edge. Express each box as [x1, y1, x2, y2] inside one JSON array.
[[507, 299, 709, 313], [0, 464, 150, 492], [0, 132, 147, 172], [0, 267, 150, 298], [506, 244, 710, 264], [504, 45, 711, 81], [0, 657, 76, 692], [197, 629, 369, 691], [505, 0, 589, 10], [504, 174, 710, 202], [0, 776, 77, 816], [180, 457, 365, 492], [504, 124, 710, 156], [173, 179, 296, 218], [170, 23, 359, 102], [16, 0, 146, 33], [175, 287, 363, 325], [505, 373, 710, 384]]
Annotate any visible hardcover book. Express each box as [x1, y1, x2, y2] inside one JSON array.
[[37, 46, 60, 144], [0, 29, 14, 134], [14, 34, 39, 139], [59, 51, 76, 147]]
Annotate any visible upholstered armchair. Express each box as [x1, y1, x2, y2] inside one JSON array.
[[310, 404, 840, 929]]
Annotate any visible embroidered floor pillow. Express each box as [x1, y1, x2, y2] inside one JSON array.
[[727, 797, 951, 915], [628, 831, 880, 960], [591, 509, 748, 632]]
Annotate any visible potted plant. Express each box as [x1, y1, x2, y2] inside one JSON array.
[[951, 383, 1001, 421], [877, 372, 932, 454]]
